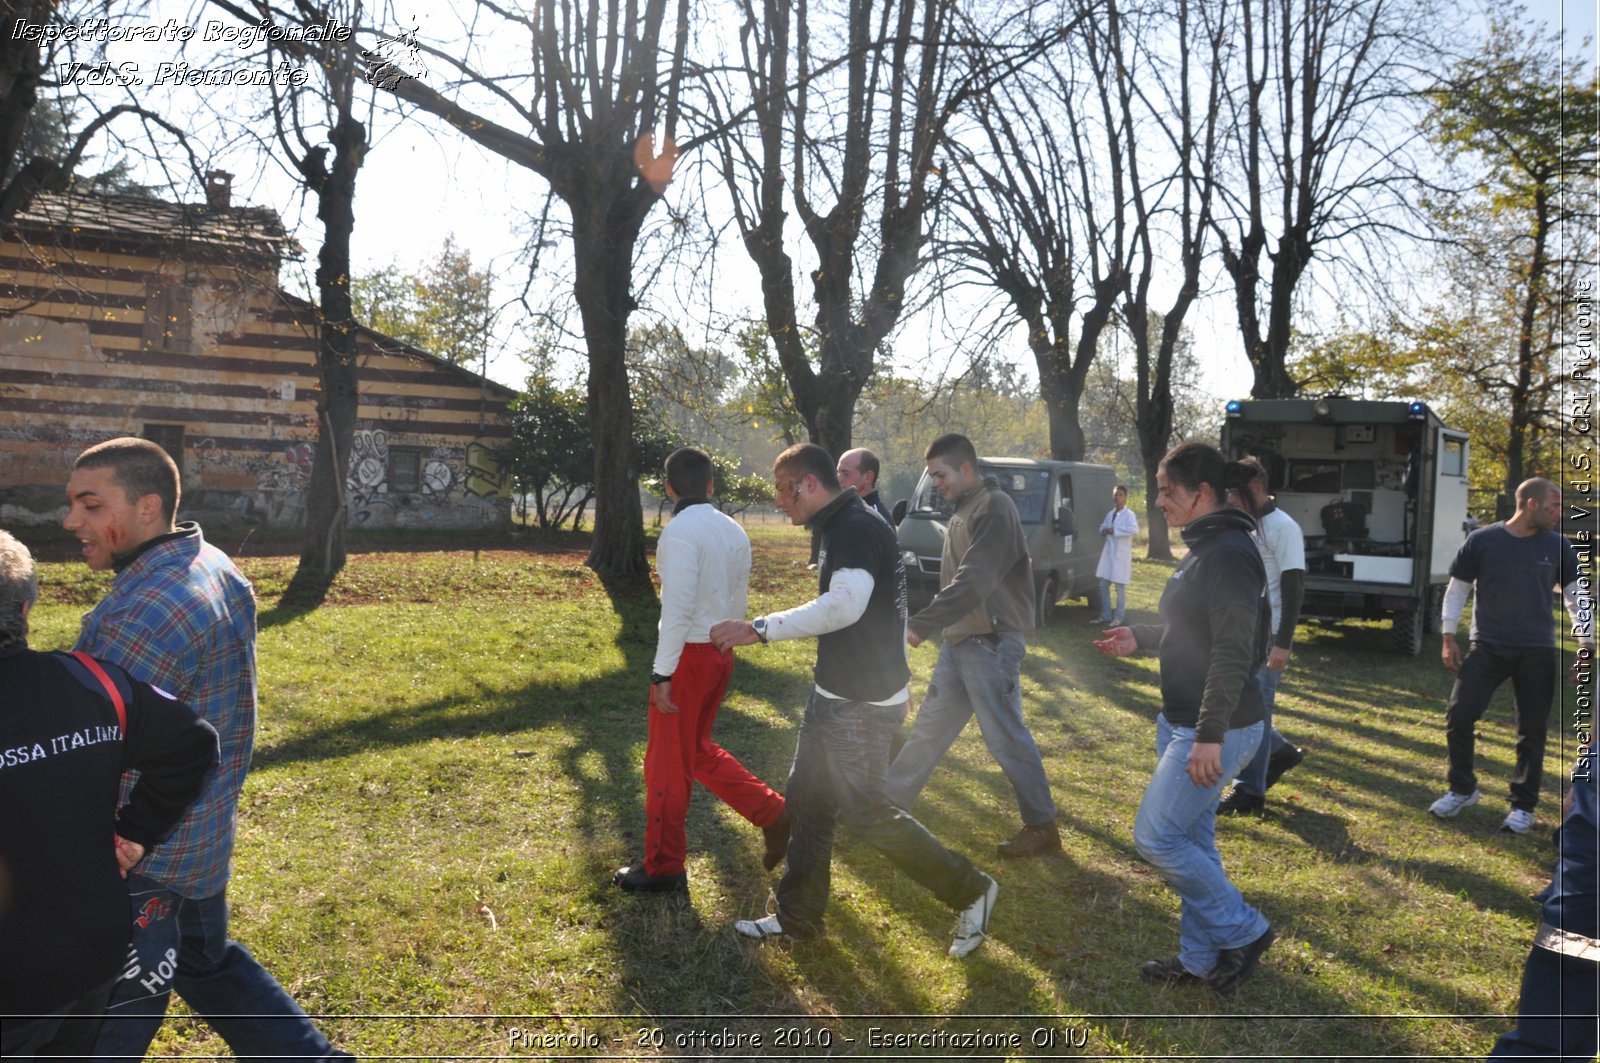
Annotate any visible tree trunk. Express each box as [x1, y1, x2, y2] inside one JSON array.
[[1141, 462, 1173, 561], [1505, 184, 1549, 500], [1132, 317, 1179, 561], [295, 114, 365, 586], [573, 202, 650, 583], [1136, 379, 1175, 560]]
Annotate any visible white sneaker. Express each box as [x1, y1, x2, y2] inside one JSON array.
[[1428, 789, 1481, 818], [734, 913, 788, 940], [1501, 808, 1536, 834], [949, 874, 998, 958]]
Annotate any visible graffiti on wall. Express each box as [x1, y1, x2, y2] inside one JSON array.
[[348, 429, 388, 493], [464, 441, 510, 499], [421, 444, 459, 496], [254, 442, 314, 492]]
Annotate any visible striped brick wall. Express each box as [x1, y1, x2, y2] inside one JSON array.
[[0, 217, 516, 530]]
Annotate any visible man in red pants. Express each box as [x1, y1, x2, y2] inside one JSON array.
[[614, 447, 789, 893]]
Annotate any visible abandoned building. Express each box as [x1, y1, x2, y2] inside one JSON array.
[[0, 173, 516, 531]]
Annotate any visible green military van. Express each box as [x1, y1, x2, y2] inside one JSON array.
[[892, 457, 1118, 626]]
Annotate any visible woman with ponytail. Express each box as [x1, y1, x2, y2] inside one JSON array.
[[1094, 441, 1275, 997]]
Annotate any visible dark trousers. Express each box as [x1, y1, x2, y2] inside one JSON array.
[[0, 980, 112, 1058], [776, 690, 987, 936], [1488, 946, 1599, 1060], [1445, 643, 1557, 811]]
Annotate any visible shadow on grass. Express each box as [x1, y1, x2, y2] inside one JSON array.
[[258, 564, 336, 629]]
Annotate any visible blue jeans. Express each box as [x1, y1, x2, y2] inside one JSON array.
[[1134, 715, 1269, 976], [1235, 666, 1290, 798], [1097, 579, 1126, 622], [93, 874, 352, 1061], [777, 691, 989, 936], [887, 633, 1057, 828]]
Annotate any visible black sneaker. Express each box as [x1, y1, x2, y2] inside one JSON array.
[[1264, 744, 1305, 789], [1139, 957, 1203, 986], [612, 863, 687, 893], [997, 821, 1062, 858], [1205, 926, 1275, 997], [1217, 788, 1265, 816]]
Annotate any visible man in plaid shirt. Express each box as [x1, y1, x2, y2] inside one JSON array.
[[65, 438, 351, 1060]]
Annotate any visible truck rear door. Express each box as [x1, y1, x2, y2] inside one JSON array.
[[1430, 429, 1471, 579]]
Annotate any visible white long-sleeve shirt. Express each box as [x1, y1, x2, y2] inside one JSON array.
[[653, 503, 752, 676]]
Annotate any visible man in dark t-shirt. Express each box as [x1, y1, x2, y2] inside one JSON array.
[[711, 443, 997, 958], [1428, 478, 1594, 833]]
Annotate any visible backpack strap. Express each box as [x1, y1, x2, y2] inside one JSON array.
[[70, 651, 127, 735]]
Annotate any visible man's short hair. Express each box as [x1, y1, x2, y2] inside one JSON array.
[[774, 443, 840, 492], [75, 437, 181, 523], [925, 433, 978, 471], [850, 449, 881, 484], [1114, 483, 1130, 495], [664, 446, 715, 498], [0, 530, 38, 643], [1516, 477, 1558, 507]]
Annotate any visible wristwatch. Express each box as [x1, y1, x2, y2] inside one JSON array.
[[650, 672, 673, 685], [752, 617, 769, 644]]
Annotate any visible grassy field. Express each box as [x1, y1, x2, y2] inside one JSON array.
[[26, 522, 1589, 1061]]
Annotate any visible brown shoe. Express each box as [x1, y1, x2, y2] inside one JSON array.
[[761, 809, 791, 871], [997, 821, 1062, 858]]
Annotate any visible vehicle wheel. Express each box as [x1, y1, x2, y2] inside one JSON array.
[[1037, 574, 1059, 628], [1423, 585, 1444, 634], [1393, 607, 1424, 656]]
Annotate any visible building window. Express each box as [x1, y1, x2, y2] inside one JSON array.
[[142, 283, 193, 353], [387, 447, 421, 493], [143, 424, 185, 465]]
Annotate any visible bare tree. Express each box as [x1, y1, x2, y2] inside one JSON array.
[[1212, 0, 1437, 399], [367, 0, 696, 584], [2, 1, 202, 223], [207, 0, 372, 588], [710, 0, 1053, 461], [936, 1, 1127, 463], [1114, 0, 1227, 558]]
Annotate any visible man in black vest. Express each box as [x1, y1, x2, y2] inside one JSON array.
[[712, 444, 997, 958]]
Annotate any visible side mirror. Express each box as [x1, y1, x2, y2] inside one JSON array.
[[1054, 504, 1076, 536], [892, 499, 908, 526]]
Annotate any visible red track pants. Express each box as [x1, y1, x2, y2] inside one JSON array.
[[643, 642, 785, 877]]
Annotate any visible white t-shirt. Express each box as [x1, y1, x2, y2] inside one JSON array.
[[1254, 507, 1307, 635]]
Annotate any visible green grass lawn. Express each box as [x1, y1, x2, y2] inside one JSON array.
[[27, 524, 1589, 1060]]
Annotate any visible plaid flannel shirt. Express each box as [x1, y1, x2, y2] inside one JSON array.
[[75, 523, 257, 899]]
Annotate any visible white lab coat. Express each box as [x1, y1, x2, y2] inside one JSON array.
[[1095, 505, 1139, 584]]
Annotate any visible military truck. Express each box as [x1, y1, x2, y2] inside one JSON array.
[[1220, 397, 1472, 654], [892, 457, 1118, 626]]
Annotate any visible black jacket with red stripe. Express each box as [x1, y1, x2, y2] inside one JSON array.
[[0, 639, 219, 1015]]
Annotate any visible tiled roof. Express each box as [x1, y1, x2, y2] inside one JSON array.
[[274, 290, 518, 400], [7, 190, 301, 261]]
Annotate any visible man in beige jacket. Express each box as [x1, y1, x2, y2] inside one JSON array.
[[887, 432, 1061, 858]]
